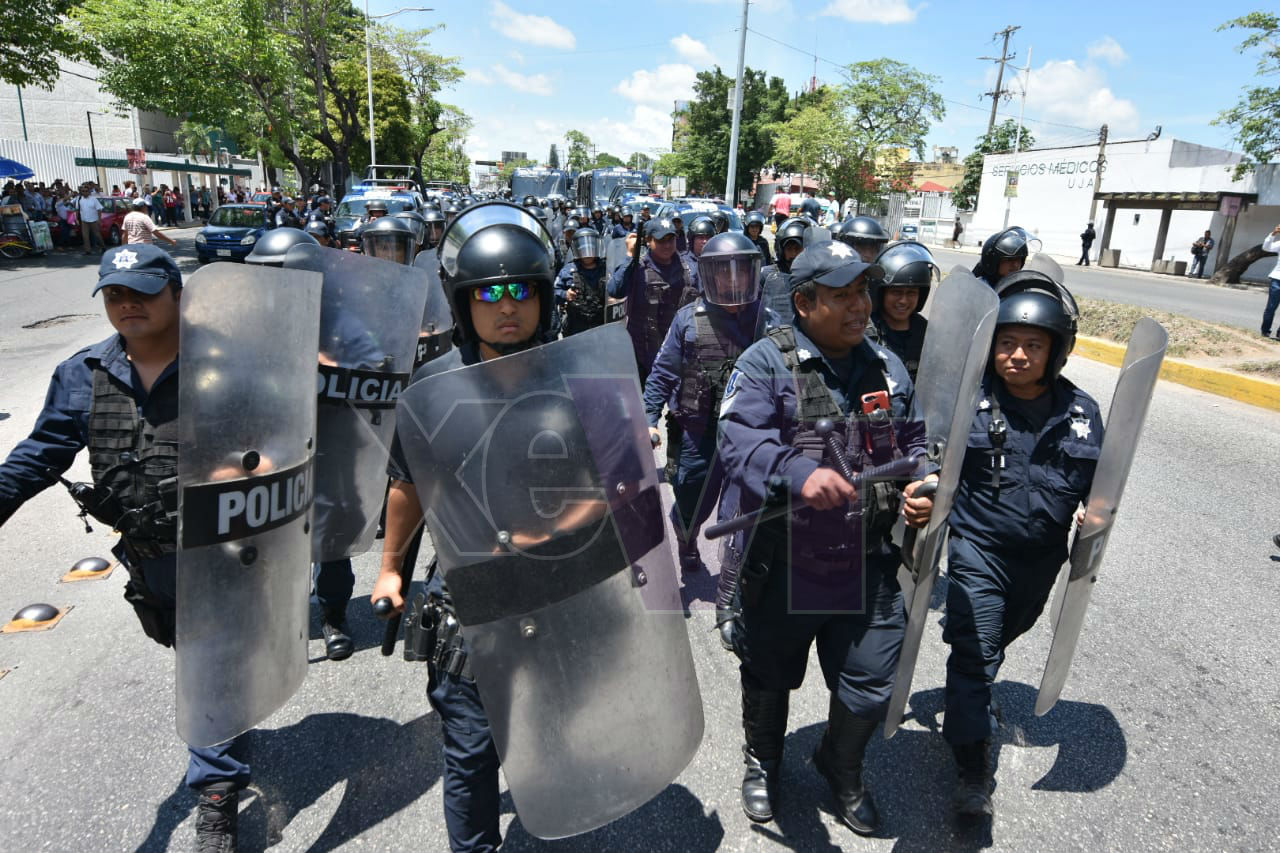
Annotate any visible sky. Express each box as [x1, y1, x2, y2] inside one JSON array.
[[370, 0, 1268, 181]]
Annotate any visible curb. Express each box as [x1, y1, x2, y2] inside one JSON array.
[[1074, 335, 1280, 412]]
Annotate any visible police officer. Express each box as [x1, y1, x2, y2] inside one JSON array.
[[834, 215, 891, 263], [716, 239, 937, 836], [556, 222, 609, 336], [940, 271, 1100, 819], [364, 197, 390, 225], [304, 218, 336, 248], [710, 209, 731, 234], [422, 206, 446, 250], [590, 203, 608, 234], [798, 195, 822, 224], [972, 225, 1039, 287], [684, 215, 716, 265], [866, 241, 939, 383], [644, 232, 768, 574], [744, 211, 773, 265], [611, 210, 636, 238], [0, 245, 249, 851], [759, 217, 811, 324], [306, 195, 336, 243], [394, 209, 430, 255], [276, 197, 303, 229], [607, 216, 699, 383], [371, 201, 560, 853], [359, 215, 417, 265]]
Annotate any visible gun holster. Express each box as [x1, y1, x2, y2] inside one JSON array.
[[404, 593, 470, 678]]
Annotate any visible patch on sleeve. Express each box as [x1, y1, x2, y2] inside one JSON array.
[[718, 369, 743, 418]]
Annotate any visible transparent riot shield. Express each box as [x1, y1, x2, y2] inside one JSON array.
[[1035, 318, 1167, 715], [284, 245, 429, 561], [761, 267, 794, 325], [884, 267, 1000, 737], [395, 323, 704, 839], [175, 263, 322, 747], [413, 251, 454, 368], [606, 235, 629, 274]]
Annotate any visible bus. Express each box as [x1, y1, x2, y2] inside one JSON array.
[[510, 167, 570, 201], [576, 168, 652, 206]]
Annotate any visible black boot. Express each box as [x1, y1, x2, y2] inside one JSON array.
[[951, 739, 994, 818], [321, 608, 353, 661], [812, 694, 880, 836], [194, 781, 238, 853], [741, 684, 789, 823]]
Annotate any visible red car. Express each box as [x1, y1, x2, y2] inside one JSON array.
[[90, 196, 132, 246]]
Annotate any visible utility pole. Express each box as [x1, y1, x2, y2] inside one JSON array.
[[1088, 123, 1109, 260], [1002, 46, 1031, 231], [724, 0, 750, 204], [980, 25, 1020, 136]]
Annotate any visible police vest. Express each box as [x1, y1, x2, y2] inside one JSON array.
[[564, 266, 606, 334], [868, 312, 926, 381], [673, 302, 757, 430], [87, 365, 179, 557], [630, 255, 697, 363]]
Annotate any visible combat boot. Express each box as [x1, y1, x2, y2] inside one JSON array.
[[321, 608, 353, 661], [194, 781, 238, 853], [741, 684, 789, 823], [812, 693, 880, 836], [951, 739, 994, 818]]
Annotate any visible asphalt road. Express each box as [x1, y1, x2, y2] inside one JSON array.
[[928, 245, 1272, 335], [1, 248, 1278, 852]]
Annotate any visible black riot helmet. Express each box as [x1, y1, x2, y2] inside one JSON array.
[[835, 216, 891, 261], [364, 198, 389, 219], [870, 240, 939, 313], [697, 232, 763, 307], [992, 270, 1078, 384], [422, 207, 446, 247], [799, 196, 822, 221], [687, 215, 716, 258], [573, 205, 591, 225], [571, 226, 603, 262], [522, 194, 539, 208], [244, 227, 320, 266], [303, 218, 332, 244], [442, 198, 463, 222], [437, 200, 557, 344], [976, 226, 1041, 286], [744, 210, 767, 237], [709, 209, 730, 234], [773, 217, 812, 272], [394, 209, 429, 248], [359, 215, 417, 265], [526, 205, 549, 227]]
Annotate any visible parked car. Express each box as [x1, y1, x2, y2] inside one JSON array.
[[194, 204, 273, 263], [898, 223, 920, 241], [655, 199, 744, 232], [92, 196, 132, 246]]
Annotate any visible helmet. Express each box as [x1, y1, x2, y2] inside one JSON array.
[[687, 216, 716, 258], [522, 194, 539, 208], [573, 206, 591, 224], [244, 227, 320, 266], [800, 197, 821, 221], [303, 219, 331, 242], [438, 201, 557, 343], [422, 207, 446, 247], [697, 232, 762, 307], [442, 198, 463, 218], [527, 206, 548, 225], [773, 217, 812, 271], [744, 211, 767, 235], [709, 209, 730, 233], [359, 215, 416, 265], [870, 241, 938, 314], [571, 227, 603, 261], [992, 274, 1078, 384], [835, 216, 890, 250], [976, 226, 1041, 285], [394, 210, 429, 247], [364, 198, 389, 218]]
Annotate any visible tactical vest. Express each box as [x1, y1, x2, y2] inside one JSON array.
[[868, 312, 926, 381], [564, 266, 606, 335], [674, 303, 756, 431], [630, 254, 697, 367], [87, 365, 179, 557]]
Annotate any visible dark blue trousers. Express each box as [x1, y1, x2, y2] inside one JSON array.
[[670, 430, 723, 551], [312, 558, 354, 615], [942, 536, 1063, 744]]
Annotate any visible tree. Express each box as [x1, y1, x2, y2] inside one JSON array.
[[1, 0, 98, 89], [548, 144, 560, 169], [497, 157, 536, 187], [1212, 12, 1280, 177], [593, 152, 624, 168], [377, 24, 465, 183], [952, 119, 1035, 211], [422, 105, 472, 183], [565, 130, 593, 173], [627, 152, 653, 171], [176, 121, 219, 162], [680, 67, 790, 197]]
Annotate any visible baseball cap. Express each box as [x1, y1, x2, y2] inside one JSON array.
[[789, 240, 882, 289], [644, 217, 677, 240], [93, 245, 182, 295]]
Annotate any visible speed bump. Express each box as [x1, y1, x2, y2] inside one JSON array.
[[61, 556, 115, 583], [3, 603, 71, 633]]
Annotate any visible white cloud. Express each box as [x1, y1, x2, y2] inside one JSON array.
[[671, 34, 716, 66], [615, 64, 697, 106], [1023, 59, 1139, 133], [820, 0, 919, 24], [467, 68, 493, 85], [1086, 36, 1128, 65], [509, 50, 526, 66], [491, 64, 553, 96], [586, 105, 675, 159], [489, 1, 576, 50]]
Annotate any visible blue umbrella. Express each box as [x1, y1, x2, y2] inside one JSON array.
[[0, 157, 35, 181]]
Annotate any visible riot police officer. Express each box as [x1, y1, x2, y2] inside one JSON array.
[[307, 195, 335, 242], [556, 222, 609, 336], [304, 218, 336, 248], [834, 215, 891, 263], [973, 225, 1040, 287], [759, 217, 811, 324], [744, 211, 773, 264], [364, 197, 390, 224], [710, 209, 731, 234], [611, 209, 636, 237], [716, 240, 937, 837], [422, 206, 446, 250], [606, 216, 699, 382], [643, 232, 768, 573], [866, 241, 939, 383], [940, 270, 1100, 819], [0, 245, 250, 852], [394, 209, 429, 254], [372, 201, 561, 853], [590, 203, 608, 234], [359, 215, 417, 265], [684, 215, 716, 264]]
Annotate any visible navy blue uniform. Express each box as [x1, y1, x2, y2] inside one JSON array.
[[0, 334, 249, 789], [943, 374, 1103, 745], [610, 222, 636, 238], [718, 325, 929, 717], [387, 341, 501, 853], [606, 252, 699, 380]]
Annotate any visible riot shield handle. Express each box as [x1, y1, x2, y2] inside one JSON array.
[[899, 479, 939, 576]]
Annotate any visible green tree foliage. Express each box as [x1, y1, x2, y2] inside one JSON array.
[[377, 24, 465, 182], [422, 105, 473, 183], [1, 1, 99, 89], [1213, 12, 1280, 177], [594, 152, 625, 168], [498, 157, 536, 186], [565, 130, 593, 173], [627, 152, 653, 170], [680, 67, 789, 197], [547, 144, 560, 169], [952, 119, 1034, 211]]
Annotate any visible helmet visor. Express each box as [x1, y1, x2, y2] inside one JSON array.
[[878, 241, 939, 285], [440, 203, 553, 279], [572, 229, 602, 260], [992, 226, 1042, 259], [698, 254, 762, 306], [362, 232, 415, 265]]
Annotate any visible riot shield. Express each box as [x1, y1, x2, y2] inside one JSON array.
[[1035, 318, 1167, 715], [175, 263, 322, 747], [284, 245, 429, 561], [413, 251, 454, 368], [606, 235, 628, 274], [395, 323, 703, 839], [761, 267, 794, 325], [883, 266, 1000, 738], [605, 295, 627, 324]]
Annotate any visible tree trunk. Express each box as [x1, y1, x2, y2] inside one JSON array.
[[1211, 243, 1276, 284]]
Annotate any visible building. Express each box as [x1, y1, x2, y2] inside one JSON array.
[[970, 136, 1280, 280]]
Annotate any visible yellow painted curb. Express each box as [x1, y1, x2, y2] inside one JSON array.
[[1074, 336, 1280, 412]]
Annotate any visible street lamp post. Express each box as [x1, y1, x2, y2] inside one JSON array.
[[364, 4, 432, 170]]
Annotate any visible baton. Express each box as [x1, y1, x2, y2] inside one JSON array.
[[899, 479, 941, 576], [704, 455, 921, 540]]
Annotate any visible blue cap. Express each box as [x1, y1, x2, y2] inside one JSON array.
[[93, 245, 182, 296], [789, 240, 882, 289], [644, 217, 677, 240]]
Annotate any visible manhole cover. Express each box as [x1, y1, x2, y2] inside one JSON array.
[[22, 314, 97, 329]]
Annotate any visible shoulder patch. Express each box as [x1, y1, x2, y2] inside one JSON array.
[[718, 369, 742, 418]]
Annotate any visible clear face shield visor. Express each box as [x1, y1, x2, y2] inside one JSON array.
[[361, 232, 415, 265], [572, 229, 602, 260], [698, 253, 763, 306]]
